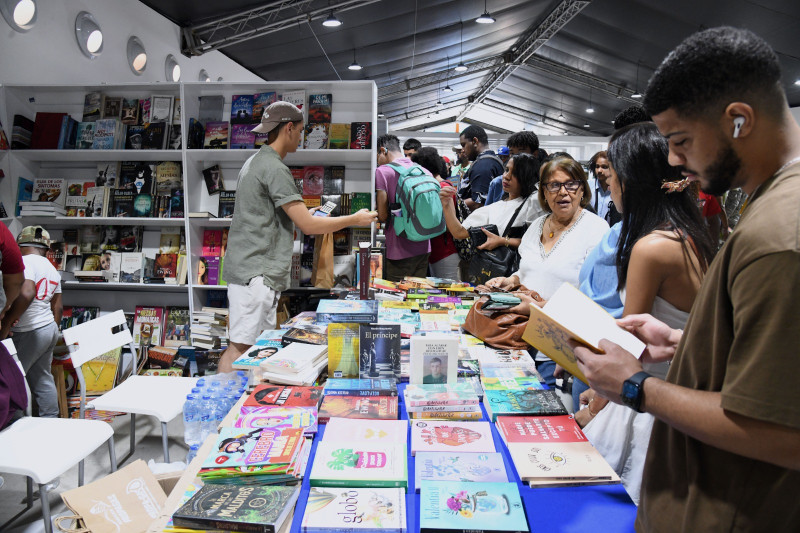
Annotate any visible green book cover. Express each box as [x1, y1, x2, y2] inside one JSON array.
[[309, 441, 407, 488], [483, 389, 567, 422], [328, 123, 351, 149], [350, 192, 371, 213]]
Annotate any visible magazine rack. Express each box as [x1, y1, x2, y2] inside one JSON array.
[[0, 339, 116, 533], [63, 310, 197, 462]]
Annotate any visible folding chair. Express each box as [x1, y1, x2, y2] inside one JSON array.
[[0, 339, 116, 533], [63, 310, 197, 462]]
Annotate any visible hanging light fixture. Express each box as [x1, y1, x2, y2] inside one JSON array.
[[455, 22, 467, 71], [631, 61, 643, 98], [436, 82, 443, 107], [348, 49, 362, 71], [558, 96, 565, 120], [443, 56, 453, 92], [586, 88, 594, 113], [322, 12, 342, 27], [475, 0, 495, 23], [378, 111, 385, 118], [584, 122, 590, 128]]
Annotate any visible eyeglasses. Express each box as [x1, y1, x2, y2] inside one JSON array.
[[543, 180, 582, 193]]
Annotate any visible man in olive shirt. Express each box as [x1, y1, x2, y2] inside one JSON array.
[[219, 102, 377, 372], [573, 28, 800, 531]]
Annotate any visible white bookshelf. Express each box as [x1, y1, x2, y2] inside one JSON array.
[[0, 81, 378, 316]]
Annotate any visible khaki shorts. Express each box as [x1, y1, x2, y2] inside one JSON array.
[[228, 276, 280, 345]]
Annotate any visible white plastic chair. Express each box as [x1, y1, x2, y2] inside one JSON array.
[[63, 310, 197, 462], [0, 338, 116, 533]]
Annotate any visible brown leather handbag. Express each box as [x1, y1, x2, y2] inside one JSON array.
[[462, 285, 542, 350]]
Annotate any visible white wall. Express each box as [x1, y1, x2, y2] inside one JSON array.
[[0, 0, 264, 85]]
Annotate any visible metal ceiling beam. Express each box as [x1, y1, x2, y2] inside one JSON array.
[[523, 56, 640, 103], [456, 0, 591, 121], [482, 99, 590, 135], [384, 99, 470, 122], [180, 0, 382, 57], [377, 57, 502, 100], [404, 115, 460, 131]]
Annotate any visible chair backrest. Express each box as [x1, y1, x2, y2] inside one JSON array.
[[62, 310, 136, 420], [2, 338, 32, 417]]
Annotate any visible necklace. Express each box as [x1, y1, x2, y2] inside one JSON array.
[[547, 213, 578, 239], [775, 155, 800, 176]]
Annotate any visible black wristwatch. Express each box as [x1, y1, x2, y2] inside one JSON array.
[[621, 371, 652, 413]]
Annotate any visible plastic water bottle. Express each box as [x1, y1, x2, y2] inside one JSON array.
[[227, 393, 239, 412], [186, 444, 199, 464], [199, 394, 215, 440], [183, 394, 201, 446], [196, 378, 206, 388]]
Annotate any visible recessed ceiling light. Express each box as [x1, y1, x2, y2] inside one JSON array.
[[127, 36, 147, 75], [0, 0, 36, 32], [75, 11, 103, 59], [165, 54, 181, 82], [322, 12, 342, 27]]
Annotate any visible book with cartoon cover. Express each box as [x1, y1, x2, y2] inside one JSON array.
[[309, 441, 407, 488]]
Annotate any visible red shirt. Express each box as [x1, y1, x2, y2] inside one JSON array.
[[699, 191, 722, 218], [0, 224, 24, 275]]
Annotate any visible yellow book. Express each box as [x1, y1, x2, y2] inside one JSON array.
[[521, 282, 645, 385], [326, 323, 360, 379]]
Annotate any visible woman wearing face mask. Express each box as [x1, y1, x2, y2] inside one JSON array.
[[575, 122, 715, 505]]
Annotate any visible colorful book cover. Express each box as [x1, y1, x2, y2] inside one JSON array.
[[350, 192, 371, 213], [323, 418, 408, 444], [252, 91, 277, 123], [483, 389, 567, 422], [200, 256, 220, 285], [316, 299, 378, 324], [302, 166, 325, 195], [80, 346, 121, 393], [410, 421, 495, 456], [304, 123, 329, 149], [481, 376, 544, 391], [154, 161, 182, 195], [203, 121, 229, 149], [218, 190, 236, 218], [350, 122, 372, 150], [232, 341, 283, 370], [309, 441, 407, 488], [243, 384, 323, 409], [327, 323, 360, 379], [132, 306, 164, 347], [163, 306, 190, 347], [404, 383, 479, 407], [201, 427, 304, 469], [172, 484, 299, 533], [495, 415, 585, 444], [260, 342, 327, 375], [323, 378, 398, 397], [318, 396, 398, 423], [301, 487, 407, 532], [230, 123, 255, 149], [91, 118, 119, 149], [281, 328, 327, 347], [132, 193, 152, 217], [410, 336, 458, 385], [307, 93, 332, 124], [202, 229, 224, 256], [279, 311, 326, 334], [419, 481, 528, 532], [230, 94, 254, 124], [359, 324, 401, 379], [31, 178, 66, 205], [415, 452, 508, 487], [328, 123, 351, 149], [202, 164, 224, 195], [233, 405, 318, 435], [154, 253, 178, 278]]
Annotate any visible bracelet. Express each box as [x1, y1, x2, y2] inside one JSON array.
[[587, 398, 598, 417], [505, 236, 510, 247]]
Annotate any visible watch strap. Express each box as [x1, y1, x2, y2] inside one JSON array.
[[623, 371, 652, 413]]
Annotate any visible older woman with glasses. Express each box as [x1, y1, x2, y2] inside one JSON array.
[[487, 156, 608, 387]]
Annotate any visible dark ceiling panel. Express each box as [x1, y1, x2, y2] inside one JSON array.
[[139, 0, 800, 133]]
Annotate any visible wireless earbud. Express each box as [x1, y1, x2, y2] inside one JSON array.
[[733, 116, 745, 139]]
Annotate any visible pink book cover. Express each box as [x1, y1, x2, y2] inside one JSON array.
[[410, 420, 495, 456], [496, 415, 587, 443]]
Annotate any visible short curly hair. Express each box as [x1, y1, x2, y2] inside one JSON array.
[[537, 157, 591, 213], [613, 105, 650, 130], [644, 27, 785, 120]]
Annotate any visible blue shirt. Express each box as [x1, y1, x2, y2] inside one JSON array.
[[578, 222, 624, 317], [485, 175, 505, 205]]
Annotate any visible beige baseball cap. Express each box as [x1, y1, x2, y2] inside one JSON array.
[[17, 225, 51, 248], [251, 101, 304, 134]]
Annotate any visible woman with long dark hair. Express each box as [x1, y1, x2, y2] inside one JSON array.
[[577, 122, 715, 504]]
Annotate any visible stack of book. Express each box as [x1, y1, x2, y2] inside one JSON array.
[[235, 383, 323, 436], [318, 378, 399, 424], [404, 383, 482, 421], [231, 329, 284, 371], [258, 342, 328, 386], [279, 311, 327, 347], [483, 388, 567, 422], [190, 307, 228, 349], [18, 201, 66, 217], [496, 415, 620, 488]]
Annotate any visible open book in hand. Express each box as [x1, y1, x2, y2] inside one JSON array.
[[522, 282, 646, 385]]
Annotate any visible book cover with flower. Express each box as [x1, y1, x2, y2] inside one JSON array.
[[419, 481, 528, 532]]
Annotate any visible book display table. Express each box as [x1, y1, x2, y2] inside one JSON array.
[[150, 384, 637, 532]]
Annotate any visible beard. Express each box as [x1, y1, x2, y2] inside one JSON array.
[[701, 140, 742, 196]]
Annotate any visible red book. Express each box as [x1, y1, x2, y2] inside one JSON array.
[[242, 384, 323, 411], [202, 229, 223, 256], [31, 112, 68, 149], [318, 395, 399, 424], [495, 415, 588, 443]]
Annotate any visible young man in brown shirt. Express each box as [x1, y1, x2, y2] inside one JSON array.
[[573, 27, 800, 531]]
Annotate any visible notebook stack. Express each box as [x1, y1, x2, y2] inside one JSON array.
[[404, 383, 482, 421]]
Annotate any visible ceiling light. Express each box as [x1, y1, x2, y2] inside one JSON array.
[[586, 87, 594, 113], [558, 113, 565, 120], [455, 22, 468, 72], [563, 131, 569, 135], [378, 112, 384, 118], [165, 54, 181, 82], [75, 11, 103, 59], [199, 69, 211, 82], [584, 123, 590, 128], [475, 0, 495, 23], [795, 79, 800, 86], [631, 91, 642, 99], [322, 12, 342, 27], [127, 36, 147, 75], [217, 76, 224, 82], [455, 62, 467, 72], [0, 0, 36, 32], [348, 49, 362, 71], [631, 61, 643, 98], [443, 84, 453, 93], [437, 100, 443, 107]]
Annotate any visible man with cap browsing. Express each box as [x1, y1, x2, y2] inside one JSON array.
[[219, 101, 377, 373], [0, 226, 62, 418]]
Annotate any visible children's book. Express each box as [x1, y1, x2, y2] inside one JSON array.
[[132, 306, 164, 347], [410, 335, 458, 385], [482, 389, 567, 422], [323, 378, 398, 397], [522, 282, 646, 385], [301, 487, 407, 532], [359, 324, 401, 379], [309, 441, 407, 488], [415, 452, 508, 488], [318, 395, 398, 424], [327, 323, 360, 379], [419, 481, 528, 532], [201, 427, 304, 471], [323, 418, 407, 444], [233, 406, 318, 435], [410, 421, 495, 456]]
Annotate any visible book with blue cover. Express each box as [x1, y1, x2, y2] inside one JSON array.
[[482, 389, 567, 422], [232, 340, 283, 370], [415, 452, 508, 489], [316, 299, 378, 324], [323, 378, 398, 397], [230, 94, 254, 124], [419, 481, 528, 532]]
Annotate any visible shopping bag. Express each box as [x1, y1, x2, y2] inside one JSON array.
[[57, 459, 167, 533], [311, 233, 335, 288]]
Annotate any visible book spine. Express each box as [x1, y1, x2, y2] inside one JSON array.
[[318, 313, 377, 323], [322, 389, 396, 397], [406, 403, 481, 413], [358, 242, 370, 299], [407, 398, 479, 407], [409, 411, 483, 420], [172, 517, 274, 533]]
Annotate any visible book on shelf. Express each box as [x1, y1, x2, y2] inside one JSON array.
[[309, 441, 407, 488], [120, 98, 139, 125], [0, 117, 7, 149], [31, 112, 68, 149], [202, 229, 224, 256], [328, 123, 350, 149], [74, 122, 95, 149], [146, 345, 178, 369], [230, 124, 255, 149], [101, 96, 122, 119], [482, 389, 567, 422], [150, 94, 174, 123], [197, 256, 220, 285], [350, 192, 371, 213], [359, 323, 401, 379], [18, 202, 66, 217], [204, 121, 229, 149], [92, 118, 122, 149], [142, 122, 169, 149], [124, 124, 145, 149], [11, 114, 34, 149], [198, 95, 225, 125], [350, 122, 372, 149], [280, 90, 305, 115], [133, 193, 153, 217], [302, 488, 406, 532], [419, 481, 529, 532], [169, 188, 185, 218], [327, 323, 360, 379], [154, 253, 178, 280], [45, 243, 65, 271], [410, 421, 495, 456], [252, 91, 277, 123], [230, 94, 254, 124], [308, 93, 332, 124], [162, 307, 190, 346], [82, 91, 103, 122], [323, 378, 398, 397], [31, 178, 66, 205], [218, 190, 236, 218], [302, 166, 324, 195], [119, 252, 144, 283], [521, 282, 646, 385], [57, 116, 79, 150], [415, 452, 509, 488], [111, 189, 135, 217], [158, 229, 182, 254], [15, 177, 33, 215], [132, 306, 164, 347], [154, 161, 182, 194], [202, 164, 225, 195], [318, 395, 398, 424], [167, 123, 181, 150], [410, 335, 459, 385], [323, 417, 407, 444], [303, 123, 329, 149]]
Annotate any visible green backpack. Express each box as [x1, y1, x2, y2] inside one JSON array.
[[387, 162, 446, 242]]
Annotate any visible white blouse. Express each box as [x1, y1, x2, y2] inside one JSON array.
[[461, 194, 545, 233], [514, 209, 609, 300]]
